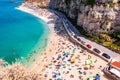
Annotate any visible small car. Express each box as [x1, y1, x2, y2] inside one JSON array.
[[77, 38, 81, 41], [86, 44, 92, 49], [102, 53, 111, 59], [81, 41, 86, 45], [93, 48, 101, 54], [74, 35, 77, 38]]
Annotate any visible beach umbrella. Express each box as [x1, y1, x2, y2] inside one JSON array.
[[67, 52, 70, 55], [49, 62, 52, 66], [68, 58, 71, 62], [58, 54, 61, 57], [85, 60, 93, 65], [89, 76, 94, 80], [68, 67, 72, 71], [79, 71, 82, 74], [86, 64, 90, 69], [63, 52, 67, 56], [89, 60, 93, 65], [63, 52, 69, 57], [95, 76, 100, 80], [99, 71, 104, 76], [71, 58, 77, 63], [95, 74, 100, 80], [57, 55, 62, 60], [56, 78, 61, 80], [65, 52, 69, 57], [56, 64, 61, 69], [85, 60, 90, 65], [54, 72, 58, 77], [71, 54, 74, 57], [63, 60, 67, 63], [73, 48, 76, 53]]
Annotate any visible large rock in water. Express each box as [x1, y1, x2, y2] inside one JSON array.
[[25, 0, 120, 35]]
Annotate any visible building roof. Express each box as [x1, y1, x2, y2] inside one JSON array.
[[110, 68, 120, 78], [111, 61, 120, 69]]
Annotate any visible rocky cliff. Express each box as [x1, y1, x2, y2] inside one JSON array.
[[25, 0, 120, 35]]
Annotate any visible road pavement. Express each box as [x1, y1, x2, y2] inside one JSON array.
[[53, 10, 120, 61]]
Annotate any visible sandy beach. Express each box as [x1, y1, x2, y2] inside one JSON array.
[[17, 5, 63, 79], [15, 3, 110, 80]]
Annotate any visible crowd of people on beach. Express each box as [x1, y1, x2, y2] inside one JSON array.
[[0, 2, 110, 80], [18, 3, 109, 80], [43, 28, 107, 80]]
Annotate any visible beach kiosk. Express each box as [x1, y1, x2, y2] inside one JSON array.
[[103, 61, 120, 80], [110, 61, 120, 77]]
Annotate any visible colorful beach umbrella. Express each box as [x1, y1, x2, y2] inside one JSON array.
[[57, 55, 62, 60], [63, 52, 70, 57], [79, 71, 82, 74], [71, 58, 77, 63], [95, 74, 100, 80], [65, 52, 70, 57], [73, 48, 76, 53], [90, 60, 94, 65], [54, 72, 58, 76], [85, 60, 93, 65], [49, 62, 52, 66], [89, 76, 94, 80], [56, 78, 61, 80]]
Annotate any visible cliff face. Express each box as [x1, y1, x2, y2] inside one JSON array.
[[25, 0, 120, 35], [77, 2, 120, 34]]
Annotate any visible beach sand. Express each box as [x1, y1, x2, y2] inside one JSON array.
[[16, 4, 110, 80], [17, 5, 63, 79]]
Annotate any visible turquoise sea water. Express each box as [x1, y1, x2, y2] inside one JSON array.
[[0, 0, 49, 64]]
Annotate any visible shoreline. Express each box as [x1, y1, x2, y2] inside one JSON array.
[[16, 7, 49, 23], [15, 4, 109, 80], [0, 2, 115, 80], [16, 5, 61, 77]]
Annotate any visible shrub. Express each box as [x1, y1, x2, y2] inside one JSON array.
[[103, 42, 111, 47], [98, 39, 105, 43], [109, 32, 120, 41], [85, 33, 93, 38], [37, 5, 47, 8], [108, 2, 114, 7], [110, 43, 120, 50], [86, 0, 95, 6], [100, 34, 112, 42], [93, 37, 99, 41]]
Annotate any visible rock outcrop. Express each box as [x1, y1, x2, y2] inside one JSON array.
[[25, 0, 120, 35], [25, 0, 50, 7]]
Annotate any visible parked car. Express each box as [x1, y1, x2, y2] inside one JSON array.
[[93, 48, 101, 54], [74, 35, 77, 38], [77, 37, 81, 41], [102, 53, 111, 59], [81, 41, 86, 45], [66, 23, 68, 26], [86, 44, 92, 49]]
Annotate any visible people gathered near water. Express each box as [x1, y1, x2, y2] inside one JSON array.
[[0, 2, 111, 80]]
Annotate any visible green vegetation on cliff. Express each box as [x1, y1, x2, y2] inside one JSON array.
[[71, 22, 120, 53], [108, 2, 115, 7], [86, 0, 95, 5], [84, 32, 120, 52]]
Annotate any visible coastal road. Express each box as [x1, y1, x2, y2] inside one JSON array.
[[53, 10, 120, 61]]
